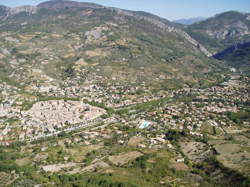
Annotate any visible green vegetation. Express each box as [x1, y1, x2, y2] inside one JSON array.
[[48, 173, 137, 187], [186, 11, 250, 52], [0, 2, 249, 187], [214, 43, 250, 73], [116, 97, 170, 116], [0, 2, 226, 91], [63, 63, 75, 78], [227, 111, 250, 124], [87, 100, 114, 116], [165, 129, 188, 143], [193, 157, 250, 187]]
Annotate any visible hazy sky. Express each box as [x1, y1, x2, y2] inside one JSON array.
[[1, 0, 250, 20]]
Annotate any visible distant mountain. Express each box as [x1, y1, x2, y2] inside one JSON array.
[[186, 11, 250, 53], [173, 17, 206, 25]]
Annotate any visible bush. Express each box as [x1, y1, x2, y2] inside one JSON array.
[[165, 129, 187, 143], [227, 111, 250, 123]]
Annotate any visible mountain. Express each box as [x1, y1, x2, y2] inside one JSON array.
[[0, 5, 9, 18], [37, 0, 103, 10], [0, 0, 103, 19], [186, 11, 250, 53], [174, 17, 206, 25], [0, 0, 224, 92], [213, 41, 250, 73], [9, 5, 38, 15], [0, 2, 249, 187]]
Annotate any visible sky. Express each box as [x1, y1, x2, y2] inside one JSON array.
[[0, 0, 250, 20]]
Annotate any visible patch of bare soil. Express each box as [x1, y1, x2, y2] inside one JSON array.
[[109, 151, 143, 166], [170, 158, 189, 171], [180, 142, 213, 162], [127, 136, 145, 147]]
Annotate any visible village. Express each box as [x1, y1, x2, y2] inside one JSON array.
[[0, 68, 249, 186], [0, 1, 249, 185], [0, 71, 249, 143]]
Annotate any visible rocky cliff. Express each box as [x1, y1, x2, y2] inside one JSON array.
[[186, 11, 250, 53]]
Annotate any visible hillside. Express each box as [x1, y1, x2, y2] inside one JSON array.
[[0, 0, 224, 93], [186, 11, 250, 53], [213, 41, 250, 74], [38, 0, 103, 9], [0, 1, 249, 187]]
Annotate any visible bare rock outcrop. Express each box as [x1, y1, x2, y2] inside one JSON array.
[[9, 6, 38, 16]]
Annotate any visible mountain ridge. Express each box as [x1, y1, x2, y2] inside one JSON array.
[[0, 1, 104, 17], [1, 3, 249, 186], [186, 11, 250, 53], [38, 0, 104, 10], [174, 17, 206, 25], [185, 10, 250, 71], [0, 0, 224, 92], [0, 0, 212, 57]]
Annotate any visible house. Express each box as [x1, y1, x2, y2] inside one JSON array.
[[176, 156, 185, 163]]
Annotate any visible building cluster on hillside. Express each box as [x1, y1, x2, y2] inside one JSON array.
[[0, 72, 249, 145], [133, 75, 249, 138], [0, 100, 106, 144]]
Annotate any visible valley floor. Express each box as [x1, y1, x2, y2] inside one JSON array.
[[0, 72, 249, 187]]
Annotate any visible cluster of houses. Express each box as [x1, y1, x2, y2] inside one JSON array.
[[133, 75, 249, 138], [0, 69, 249, 146], [0, 99, 106, 143]]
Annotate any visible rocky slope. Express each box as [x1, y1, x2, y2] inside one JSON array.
[[0, 0, 224, 91], [0, 2, 249, 187], [213, 41, 250, 73], [186, 11, 250, 53], [114, 9, 212, 56], [0, 5, 9, 18], [37, 0, 103, 10], [0, 1, 211, 57]]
